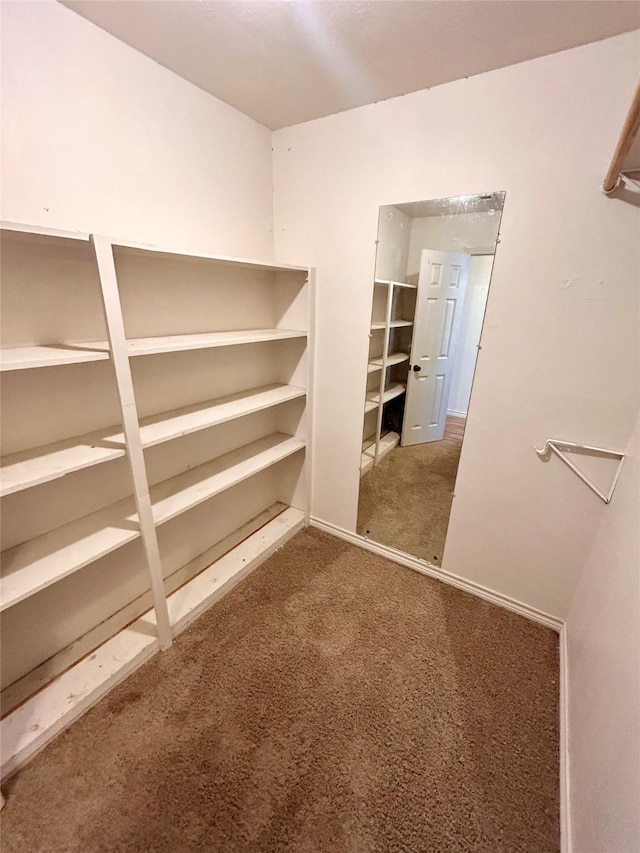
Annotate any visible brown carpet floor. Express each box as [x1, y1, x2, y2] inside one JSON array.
[[1, 528, 559, 853], [358, 440, 462, 563]]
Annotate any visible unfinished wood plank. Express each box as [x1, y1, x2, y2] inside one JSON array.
[[167, 507, 304, 634], [0, 508, 304, 780], [0, 613, 160, 779], [1, 503, 288, 716]]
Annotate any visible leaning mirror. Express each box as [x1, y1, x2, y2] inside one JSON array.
[[357, 192, 505, 565]]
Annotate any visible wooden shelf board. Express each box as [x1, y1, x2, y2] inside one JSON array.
[[0, 433, 305, 612], [151, 433, 305, 527], [125, 329, 307, 358], [374, 279, 417, 289], [378, 430, 401, 458], [370, 320, 413, 331], [0, 345, 110, 371], [111, 238, 309, 274], [0, 384, 305, 497], [1, 433, 126, 498], [0, 507, 304, 779], [0, 496, 141, 612], [167, 507, 304, 634], [360, 431, 400, 474], [382, 384, 406, 403], [368, 352, 409, 371], [367, 384, 406, 407], [0, 503, 288, 717], [360, 454, 375, 475], [0, 330, 307, 372], [364, 398, 379, 413], [1, 221, 91, 242], [138, 384, 306, 450]]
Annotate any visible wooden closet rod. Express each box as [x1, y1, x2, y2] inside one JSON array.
[[603, 80, 640, 193]]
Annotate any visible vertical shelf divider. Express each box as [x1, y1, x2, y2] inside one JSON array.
[[374, 282, 394, 463], [91, 235, 172, 651], [304, 267, 316, 524]]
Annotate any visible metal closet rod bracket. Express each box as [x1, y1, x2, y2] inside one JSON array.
[[533, 439, 626, 505]]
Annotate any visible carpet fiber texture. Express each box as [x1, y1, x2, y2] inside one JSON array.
[[1, 528, 559, 852], [357, 440, 461, 563]]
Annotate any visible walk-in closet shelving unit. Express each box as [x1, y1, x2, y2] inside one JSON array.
[[0, 222, 314, 777], [361, 279, 415, 474]]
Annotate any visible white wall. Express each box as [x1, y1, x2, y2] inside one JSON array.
[[448, 255, 494, 417], [566, 411, 640, 853], [273, 31, 640, 619], [0, 0, 274, 258]]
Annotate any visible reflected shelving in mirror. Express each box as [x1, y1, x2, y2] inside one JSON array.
[[358, 191, 506, 568]]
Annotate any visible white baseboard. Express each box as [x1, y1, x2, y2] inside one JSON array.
[[446, 410, 468, 419], [310, 515, 570, 852], [559, 623, 571, 853], [310, 517, 563, 631]]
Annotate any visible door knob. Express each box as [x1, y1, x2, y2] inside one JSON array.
[[413, 365, 421, 372]]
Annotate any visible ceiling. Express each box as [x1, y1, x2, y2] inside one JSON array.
[[61, 0, 640, 130]]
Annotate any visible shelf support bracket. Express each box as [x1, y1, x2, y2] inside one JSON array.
[[534, 438, 626, 505], [92, 235, 172, 650]]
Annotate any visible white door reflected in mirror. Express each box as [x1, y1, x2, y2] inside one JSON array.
[[358, 192, 505, 566], [403, 250, 470, 447]]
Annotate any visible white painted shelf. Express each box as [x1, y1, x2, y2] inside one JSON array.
[[150, 433, 304, 527], [112, 238, 308, 274], [125, 329, 306, 358], [0, 384, 305, 497], [1, 496, 141, 612], [0, 330, 307, 372], [374, 278, 417, 289], [370, 320, 413, 330], [1, 431, 126, 497], [366, 383, 406, 407], [137, 384, 305, 450], [0, 344, 110, 371], [360, 431, 400, 474], [363, 265, 415, 470], [367, 352, 410, 372], [1, 224, 314, 775], [0, 433, 304, 612]]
